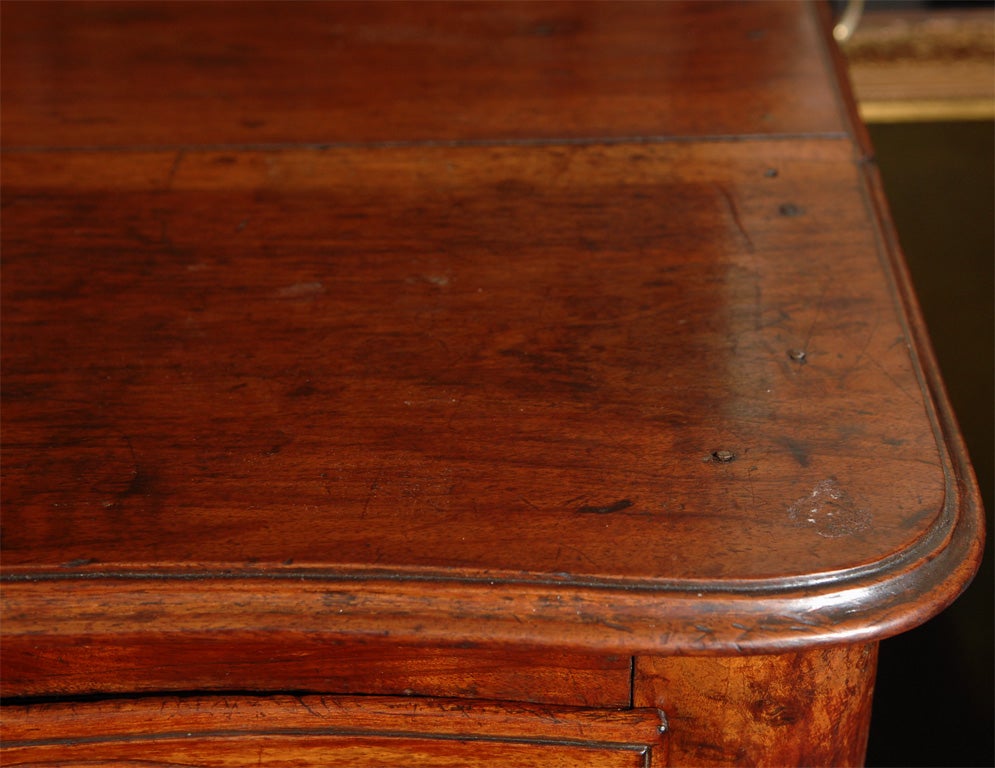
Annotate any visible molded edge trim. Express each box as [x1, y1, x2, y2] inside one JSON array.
[[1, 694, 666, 749]]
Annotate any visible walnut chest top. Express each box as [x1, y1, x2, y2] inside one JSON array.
[[1, 1, 982, 673]]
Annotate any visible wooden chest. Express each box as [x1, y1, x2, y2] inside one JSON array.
[[1, 2, 982, 765]]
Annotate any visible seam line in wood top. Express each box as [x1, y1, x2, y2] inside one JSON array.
[[0, 131, 851, 156]]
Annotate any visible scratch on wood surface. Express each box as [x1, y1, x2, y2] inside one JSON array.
[[165, 149, 185, 191], [801, 278, 833, 354], [361, 469, 383, 519], [555, 542, 598, 567], [576, 499, 633, 515], [865, 352, 919, 403], [295, 695, 324, 720], [714, 183, 755, 253], [840, 312, 881, 387], [747, 465, 759, 510]]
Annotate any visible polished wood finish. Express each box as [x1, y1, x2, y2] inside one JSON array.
[[1, 695, 667, 767], [2, 1, 844, 147], [1, 631, 631, 704], [635, 644, 877, 767], [0, 1, 983, 765], [1, 126, 981, 659]]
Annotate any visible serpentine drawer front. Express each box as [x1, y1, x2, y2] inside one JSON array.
[[0, 2, 982, 766], [1, 696, 669, 767]]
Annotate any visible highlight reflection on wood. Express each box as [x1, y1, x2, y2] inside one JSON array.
[[0, 2, 983, 765]]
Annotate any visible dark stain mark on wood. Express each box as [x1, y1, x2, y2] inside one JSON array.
[[260, 430, 294, 457], [778, 436, 810, 467], [527, 18, 580, 37], [60, 558, 98, 569], [576, 499, 632, 515], [120, 467, 154, 498], [750, 698, 799, 726], [288, 383, 316, 398]]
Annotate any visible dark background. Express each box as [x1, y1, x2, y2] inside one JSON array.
[[863, 120, 993, 767]]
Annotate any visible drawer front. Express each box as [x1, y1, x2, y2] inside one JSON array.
[[2, 694, 666, 768], [3, 736, 650, 768], [1, 633, 631, 707]]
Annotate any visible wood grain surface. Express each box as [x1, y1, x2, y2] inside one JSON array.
[[1, 1, 845, 148], [2, 135, 982, 661], [1, 695, 667, 767], [0, 630, 632, 703], [634, 643, 876, 767], [0, 139, 952, 581], [0, 0, 983, 736]]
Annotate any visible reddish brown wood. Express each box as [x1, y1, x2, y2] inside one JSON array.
[[1, 1, 845, 148], [1, 138, 982, 661], [0, 632, 631, 705], [3, 737, 649, 768], [0, 2, 984, 765], [634, 644, 878, 767], [0, 695, 666, 767]]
